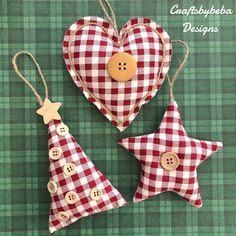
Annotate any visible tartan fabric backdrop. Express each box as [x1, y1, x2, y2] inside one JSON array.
[[0, 0, 235, 235]]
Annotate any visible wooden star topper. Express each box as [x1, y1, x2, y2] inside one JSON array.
[[119, 101, 223, 208], [36, 99, 61, 124]]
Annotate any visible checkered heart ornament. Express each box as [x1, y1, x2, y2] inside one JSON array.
[[63, 0, 172, 131], [118, 41, 223, 208], [12, 51, 127, 233]]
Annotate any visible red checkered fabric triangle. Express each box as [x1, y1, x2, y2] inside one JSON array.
[[119, 101, 223, 208], [48, 120, 127, 233]]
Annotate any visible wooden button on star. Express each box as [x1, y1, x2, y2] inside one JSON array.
[[160, 152, 180, 171], [36, 99, 61, 124]]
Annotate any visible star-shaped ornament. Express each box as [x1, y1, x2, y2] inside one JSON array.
[[119, 100, 223, 208], [36, 99, 61, 124]]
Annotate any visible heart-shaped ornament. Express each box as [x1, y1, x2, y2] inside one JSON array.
[[63, 16, 172, 131]]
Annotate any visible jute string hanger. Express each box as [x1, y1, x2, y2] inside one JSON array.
[[167, 40, 189, 102], [12, 51, 62, 124], [99, 0, 118, 35], [12, 51, 49, 107]]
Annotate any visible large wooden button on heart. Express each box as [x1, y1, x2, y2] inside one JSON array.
[[107, 52, 137, 82]]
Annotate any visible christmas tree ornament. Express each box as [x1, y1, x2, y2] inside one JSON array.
[[118, 41, 223, 208], [12, 51, 127, 233], [63, 0, 172, 131]]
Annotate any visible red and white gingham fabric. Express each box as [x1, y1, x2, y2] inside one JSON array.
[[48, 119, 127, 233], [63, 16, 172, 131], [118, 101, 223, 208]]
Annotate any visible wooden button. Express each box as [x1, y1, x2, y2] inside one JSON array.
[[160, 152, 180, 171], [56, 124, 69, 136], [47, 181, 57, 194], [90, 187, 103, 201], [49, 147, 62, 160], [65, 191, 79, 204], [57, 211, 70, 222], [63, 163, 77, 176], [107, 52, 137, 82]]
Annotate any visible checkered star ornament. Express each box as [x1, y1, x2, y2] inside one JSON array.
[[119, 100, 223, 208]]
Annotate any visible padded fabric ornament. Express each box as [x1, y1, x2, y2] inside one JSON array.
[[118, 42, 223, 208], [63, 0, 172, 131], [119, 100, 223, 207], [12, 52, 127, 233]]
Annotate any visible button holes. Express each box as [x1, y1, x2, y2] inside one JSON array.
[[123, 62, 126, 66], [119, 62, 122, 66], [119, 67, 122, 70], [167, 162, 170, 165], [124, 67, 126, 70]]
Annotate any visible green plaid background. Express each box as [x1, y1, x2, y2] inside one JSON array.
[[0, 0, 235, 235]]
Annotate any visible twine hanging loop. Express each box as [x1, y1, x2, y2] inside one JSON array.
[[12, 51, 61, 124], [167, 40, 190, 101], [12, 51, 48, 106]]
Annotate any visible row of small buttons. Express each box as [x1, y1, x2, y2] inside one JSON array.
[[49, 123, 73, 222], [47, 162, 77, 194], [54, 187, 103, 222], [48, 123, 103, 222], [48, 124, 69, 160], [47, 180, 103, 222], [48, 181, 103, 202], [47, 182, 79, 204]]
